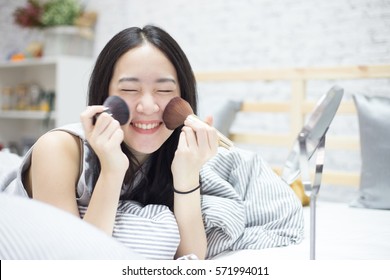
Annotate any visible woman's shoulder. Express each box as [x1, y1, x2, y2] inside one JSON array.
[[33, 123, 82, 161], [34, 128, 80, 154], [22, 125, 83, 198]]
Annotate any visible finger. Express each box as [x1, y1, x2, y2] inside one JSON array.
[[197, 126, 218, 154], [91, 112, 114, 137], [204, 115, 214, 126], [194, 126, 208, 151], [177, 130, 188, 150], [99, 118, 121, 142], [184, 116, 214, 148], [80, 106, 106, 133], [188, 116, 218, 152], [208, 128, 218, 154], [184, 115, 209, 131], [181, 126, 198, 149], [110, 126, 124, 145]]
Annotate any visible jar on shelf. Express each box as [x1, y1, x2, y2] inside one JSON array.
[[15, 84, 29, 110], [1, 86, 13, 110], [28, 84, 42, 111]]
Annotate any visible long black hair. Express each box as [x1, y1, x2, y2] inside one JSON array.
[[88, 25, 198, 210]]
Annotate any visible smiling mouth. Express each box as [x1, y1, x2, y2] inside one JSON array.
[[131, 122, 162, 130]]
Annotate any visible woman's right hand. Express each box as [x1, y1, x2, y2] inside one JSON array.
[[80, 106, 129, 174], [80, 106, 129, 235]]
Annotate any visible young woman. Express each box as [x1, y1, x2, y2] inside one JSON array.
[[24, 25, 216, 259], [2, 25, 304, 260]]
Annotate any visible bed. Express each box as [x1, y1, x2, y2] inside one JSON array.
[[213, 200, 390, 260], [1, 65, 390, 260]]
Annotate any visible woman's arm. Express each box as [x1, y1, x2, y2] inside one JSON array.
[[29, 106, 128, 235], [173, 186, 206, 259], [80, 106, 129, 234], [28, 130, 83, 217], [172, 117, 218, 259]]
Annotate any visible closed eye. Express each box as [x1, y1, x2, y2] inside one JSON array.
[[121, 89, 138, 92]]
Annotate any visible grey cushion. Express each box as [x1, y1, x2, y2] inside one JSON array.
[[350, 94, 390, 210], [0, 193, 144, 259], [213, 100, 242, 136]]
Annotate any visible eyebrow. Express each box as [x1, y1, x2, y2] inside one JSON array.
[[118, 77, 139, 83], [118, 77, 176, 84], [156, 78, 176, 84]]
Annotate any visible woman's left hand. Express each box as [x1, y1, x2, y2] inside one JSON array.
[[171, 116, 218, 192]]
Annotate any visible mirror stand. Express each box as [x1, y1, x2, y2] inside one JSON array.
[[298, 131, 326, 260]]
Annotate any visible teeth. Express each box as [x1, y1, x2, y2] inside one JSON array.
[[133, 122, 159, 130]]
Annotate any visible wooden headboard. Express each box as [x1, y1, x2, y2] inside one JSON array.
[[195, 65, 390, 188]]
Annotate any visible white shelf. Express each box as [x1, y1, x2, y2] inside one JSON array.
[[0, 56, 91, 68], [0, 110, 56, 120], [0, 56, 93, 152]]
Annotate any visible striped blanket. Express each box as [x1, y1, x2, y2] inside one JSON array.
[[0, 146, 304, 260], [77, 147, 304, 260], [201, 148, 304, 259]]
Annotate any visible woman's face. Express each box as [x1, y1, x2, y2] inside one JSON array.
[[109, 43, 180, 163]]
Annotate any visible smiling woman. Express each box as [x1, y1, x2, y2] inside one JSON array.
[[0, 25, 303, 260], [108, 42, 180, 156]]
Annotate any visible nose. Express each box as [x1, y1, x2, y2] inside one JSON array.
[[136, 94, 159, 114]]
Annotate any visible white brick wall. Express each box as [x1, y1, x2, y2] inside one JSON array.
[[3, 0, 390, 73], [98, 0, 390, 69]]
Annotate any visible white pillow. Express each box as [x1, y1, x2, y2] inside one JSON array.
[[0, 151, 22, 179], [0, 193, 144, 259]]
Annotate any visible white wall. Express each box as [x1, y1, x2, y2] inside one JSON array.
[[86, 0, 390, 69], [3, 0, 390, 74]]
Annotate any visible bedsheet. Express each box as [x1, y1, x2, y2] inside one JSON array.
[[213, 201, 390, 260]]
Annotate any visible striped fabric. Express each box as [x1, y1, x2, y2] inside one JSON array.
[[78, 201, 180, 260], [0, 193, 143, 260], [0, 123, 304, 260], [200, 148, 304, 259], [79, 148, 304, 260]]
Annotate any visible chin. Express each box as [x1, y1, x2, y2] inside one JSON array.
[[124, 129, 174, 156], [124, 139, 165, 157]]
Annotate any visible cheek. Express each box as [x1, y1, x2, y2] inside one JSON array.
[[161, 95, 180, 111], [160, 102, 169, 112], [127, 101, 136, 116], [163, 127, 174, 140], [116, 96, 136, 117]]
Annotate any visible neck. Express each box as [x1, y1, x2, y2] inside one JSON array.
[[125, 145, 150, 165]]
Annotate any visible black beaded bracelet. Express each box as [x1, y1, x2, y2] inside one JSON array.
[[173, 185, 201, 194]]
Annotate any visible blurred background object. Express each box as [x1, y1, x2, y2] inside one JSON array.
[[9, 0, 97, 58]]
